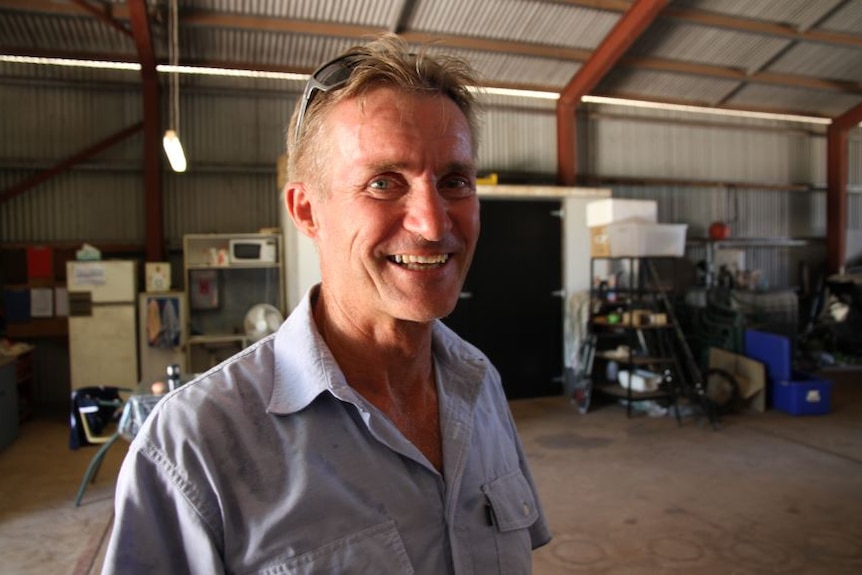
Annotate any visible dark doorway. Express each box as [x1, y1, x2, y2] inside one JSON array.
[[444, 198, 563, 399]]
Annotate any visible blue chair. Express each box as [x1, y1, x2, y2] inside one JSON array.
[[69, 386, 133, 506]]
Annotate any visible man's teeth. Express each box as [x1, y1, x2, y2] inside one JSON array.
[[391, 254, 449, 267]]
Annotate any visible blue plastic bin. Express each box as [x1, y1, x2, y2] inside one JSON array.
[[744, 329, 832, 416], [772, 372, 832, 416]]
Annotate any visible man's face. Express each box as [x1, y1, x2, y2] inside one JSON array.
[[304, 87, 479, 327]]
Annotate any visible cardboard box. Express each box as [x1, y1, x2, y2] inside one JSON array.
[[590, 226, 611, 257], [708, 347, 766, 412], [588, 199, 658, 258], [607, 222, 688, 257], [773, 373, 832, 416], [587, 199, 657, 228]]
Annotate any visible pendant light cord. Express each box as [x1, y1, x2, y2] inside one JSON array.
[[169, 0, 179, 133]]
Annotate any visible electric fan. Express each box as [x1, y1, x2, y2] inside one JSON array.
[[243, 303, 284, 342]]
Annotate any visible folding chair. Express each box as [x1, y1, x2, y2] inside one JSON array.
[[69, 386, 133, 507]]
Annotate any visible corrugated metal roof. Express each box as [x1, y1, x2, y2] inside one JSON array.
[[633, 20, 790, 73], [728, 83, 862, 117], [598, 69, 741, 107], [427, 45, 580, 89], [675, 0, 844, 30], [182, 27, 360, 69], [820, 0, 862, 34], [1, 0, 861, 118], [196, 0, 398, 26], [0, 11, 138, 57], [410, 0, 619, 50], [768, 43, 862, 83]]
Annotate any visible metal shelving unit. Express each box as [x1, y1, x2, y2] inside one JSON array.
[[587, 256, 683, 417], [183, 233, 285, 373]]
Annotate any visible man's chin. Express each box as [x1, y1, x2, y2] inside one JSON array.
[[392, 299, 459, 324]]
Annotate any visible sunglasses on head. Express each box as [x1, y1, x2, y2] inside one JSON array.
[[294, 54, 363, 143]]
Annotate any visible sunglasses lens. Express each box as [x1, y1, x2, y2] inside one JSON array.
[[316, 59, 355, 88], [295, 55, 360, 141]]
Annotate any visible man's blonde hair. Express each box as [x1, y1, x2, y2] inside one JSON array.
[[286, 34, 481, 190]]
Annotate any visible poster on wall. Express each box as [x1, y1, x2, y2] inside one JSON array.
[[145, 295, 182, 348], [189, 269, 220, 311]]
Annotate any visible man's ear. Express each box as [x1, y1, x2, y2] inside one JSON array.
[[285, 182, 317, 239]]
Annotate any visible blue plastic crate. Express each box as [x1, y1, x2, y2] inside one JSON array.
[[744, 329, 832, 416], [744, 329, 791, 382], [773, 372, 832, 416]]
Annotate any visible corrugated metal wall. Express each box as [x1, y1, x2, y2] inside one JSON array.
[[1, 67, 295, 248], [478, 94, 557, 175], [3, 59, 862, 401], [587, 109, 825, 186], [2, 65, 860, 275]]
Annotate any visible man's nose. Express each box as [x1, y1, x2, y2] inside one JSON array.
[[403, 182, 451, 242]]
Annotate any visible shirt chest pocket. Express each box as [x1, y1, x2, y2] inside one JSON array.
[[253, 520, 414, 575], [482, 469, 539, 575]]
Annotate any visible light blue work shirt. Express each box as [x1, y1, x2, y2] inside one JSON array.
[[103, 287, 551, 574]]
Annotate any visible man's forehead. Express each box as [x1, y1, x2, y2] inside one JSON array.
[[325, 89, 467, 138]]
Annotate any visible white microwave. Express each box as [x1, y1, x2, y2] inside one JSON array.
[[229, 238, 278, 264]]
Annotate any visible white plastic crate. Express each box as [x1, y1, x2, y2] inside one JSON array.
[[607, 223, 688, 257], [586, 199, 657, 227]]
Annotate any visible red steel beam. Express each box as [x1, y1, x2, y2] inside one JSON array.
[[128, 0, 163, 262], [0, 122, 143, 205], [825, 101, 862, 274], [556, 0, 668, 185], [832, 101, 862, 132]]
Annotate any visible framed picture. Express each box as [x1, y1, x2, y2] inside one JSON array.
[[189, 269, 220, 310], [145, 295, 182, 348]]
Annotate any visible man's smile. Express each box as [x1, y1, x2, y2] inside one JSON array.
[[388, 253, 451, 270]]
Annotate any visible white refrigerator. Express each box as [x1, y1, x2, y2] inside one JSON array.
[[67, 260, 139, 390]]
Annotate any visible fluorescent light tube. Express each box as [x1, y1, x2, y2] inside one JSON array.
[[162, 129, 187, 172]]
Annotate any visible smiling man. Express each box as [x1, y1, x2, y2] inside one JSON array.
[[103, 34, 550, 574]]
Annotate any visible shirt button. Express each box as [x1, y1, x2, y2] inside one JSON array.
[[522, 502, 530, 515]]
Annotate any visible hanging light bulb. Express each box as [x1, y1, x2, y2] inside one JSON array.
[[162, 129, 187, 172], [164, 0, 186, 172]]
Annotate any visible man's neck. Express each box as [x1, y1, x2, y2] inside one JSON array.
[[312, 290, 443, 471]]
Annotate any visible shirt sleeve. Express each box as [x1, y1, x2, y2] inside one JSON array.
[[101, 442, 225, 575]]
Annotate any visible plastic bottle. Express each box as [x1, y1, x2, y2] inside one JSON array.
[[166, 363, 180, 391]]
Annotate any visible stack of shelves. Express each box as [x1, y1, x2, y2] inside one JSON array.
[[588, 256, 682, 417]]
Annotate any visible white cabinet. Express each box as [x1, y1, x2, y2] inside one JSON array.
[[183, 233, 285, 373], [67, 260, 138, 390]]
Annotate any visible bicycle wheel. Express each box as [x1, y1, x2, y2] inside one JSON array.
[[704, 367, 741, 415]]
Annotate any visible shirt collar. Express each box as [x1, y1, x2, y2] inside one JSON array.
[[269, 285, 488, 415]]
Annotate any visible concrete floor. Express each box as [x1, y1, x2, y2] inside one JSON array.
[[0, 371, 859, 574]]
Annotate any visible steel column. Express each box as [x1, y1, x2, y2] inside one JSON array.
[[128, 0, 163, 262]]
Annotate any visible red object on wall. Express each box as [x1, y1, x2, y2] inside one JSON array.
[[26, 246, 53, 280], [709, 221, 730, 241]]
